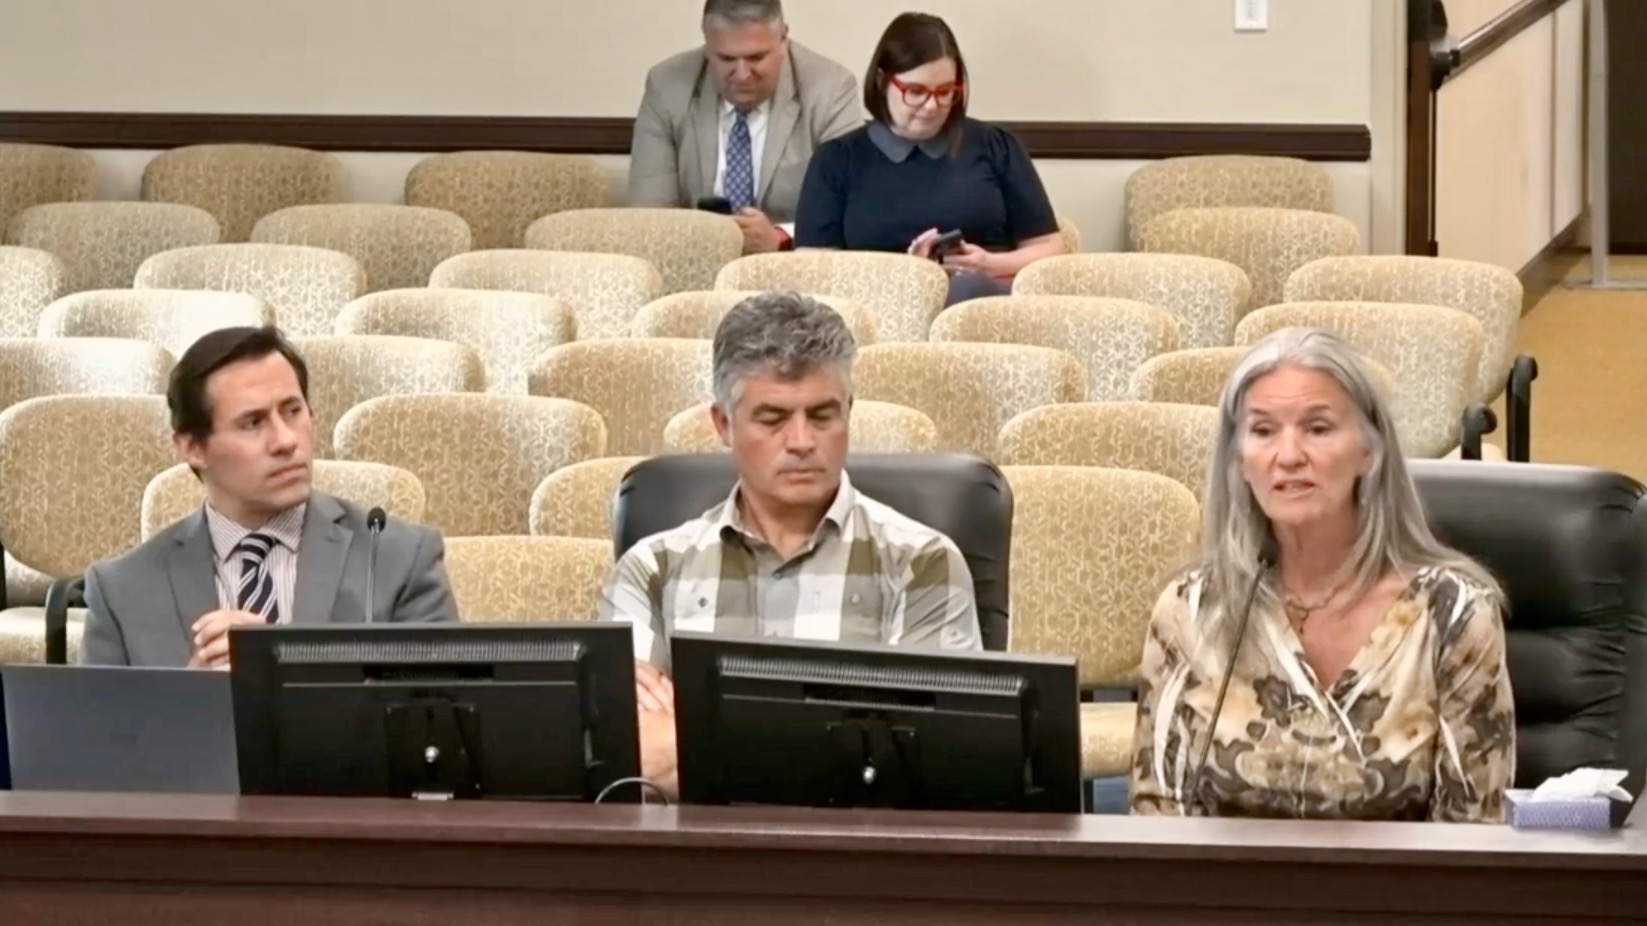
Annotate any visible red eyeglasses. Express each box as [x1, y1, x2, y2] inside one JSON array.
[[888, 75, 964, 108]]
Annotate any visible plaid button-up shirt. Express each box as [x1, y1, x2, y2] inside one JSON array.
[[599, 473, 981, 671]]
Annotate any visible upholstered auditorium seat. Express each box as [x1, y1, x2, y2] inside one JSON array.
[[141, 460, 427, 540], [1408, 460, 1647, 819], [528, 339, 713, 456], [854, 342, 1086, 458], [1013, 252, 1251, 349], [998, 402, 1220, 503], [140, 144, 345, 242], [294, 335, 486, 458], [715, 251, 947, 343], [612, 453, 1014, 651], [404, 151, 609, 250], [334, 394, 607, 537], [136, 243, 366, 338], [444, 536, 612, 622], [251, 204, 470, 293], [38, 289, 273, 360], [1124, 155, 1334, 250], [0, 246, 66, 338], [0, 143, 96, 234], [526, 208, 744, 294], [632, 290, 878, 344], [1138, 206, 1359, 312], [8, 202, 221, 294], [430, 250, 662, 339], [1236, 302, 1484, 459], [529, 456, 647, 541], [929, 295, 1181, 401], [335, 288, 576, 395]]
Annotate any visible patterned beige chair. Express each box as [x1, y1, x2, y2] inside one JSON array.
[[0, 395, 173, 663], [1124, 155, 1334, 250], [1001, 465, 1200, 777], [1129, 347, 1250, 406], [445, 536, 612, 622], [999, 402, 1221, 502], [429, 250, 662, 339], [1284, 255, 1522, 406], [135, 243, 366, 338], [0, 246, 66, 338], [1235, 302, 1485, 459], [715, 251, 948, 343], [1013, 252, 1251, 349], [404, 151, 609, 250], [333, 394, 607, 537], [526, 208, 743, 295], [631, 290, 878, 345], [334, 289, 576, 395], [1056, 214, 1082, 254], [929, 295, 1181, 401], [7, 202, 221, 294], [250, 204, 471, 293], [294, 335, 486, 458], [38, 289, 272, 359], [854, 343, 1087, 458], [0, 338, 172, 607], [0, 143, 96, 233], [661, 400, 939, 454], [140, 144, 345, 243], [141, 459, 427, 541], [529, 339, 713, 456], [1138, 207, 1359, 312], [529, 456, 647, 540]]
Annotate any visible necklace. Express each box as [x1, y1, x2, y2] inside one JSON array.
[[1283, 575, 1352, 629]]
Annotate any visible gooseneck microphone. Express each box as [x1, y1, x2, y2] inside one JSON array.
[[1185, 535, 1278, 815], [365, 507, 387, 624]]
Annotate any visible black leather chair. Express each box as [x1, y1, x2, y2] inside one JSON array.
[[1409, 460, 1647, 821], [612, 453, 1013, 651]]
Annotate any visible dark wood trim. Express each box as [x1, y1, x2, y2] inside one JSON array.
[[0, 111, 1372, 162], [1450, 0, 1576, 82], [1405, 35, 1437, 255], [1517, 212, 1585, 313]]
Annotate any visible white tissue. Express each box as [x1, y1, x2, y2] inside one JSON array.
[[1527, 768, 1634, 802]]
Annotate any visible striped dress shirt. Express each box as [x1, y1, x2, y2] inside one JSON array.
[[598, 473, 982, 671], [204, 502, 306, 624]]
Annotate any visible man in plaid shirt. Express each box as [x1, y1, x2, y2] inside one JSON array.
[[598, 291, 980, 792]]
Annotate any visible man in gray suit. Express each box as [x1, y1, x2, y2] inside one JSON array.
[[80, 327, 457, 669], [628, 0, 860, 254]]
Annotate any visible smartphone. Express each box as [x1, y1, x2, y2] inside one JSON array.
[[696, 196, 734, 215], [929, 229, 965, 261]]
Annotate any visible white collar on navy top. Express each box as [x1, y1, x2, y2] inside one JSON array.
[[868, 120, 951, 162]]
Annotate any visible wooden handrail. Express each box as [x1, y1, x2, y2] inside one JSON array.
[[1448, 0, 1576, 82]]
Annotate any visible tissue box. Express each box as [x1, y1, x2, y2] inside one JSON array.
[[1505, 789, 1613, 831]]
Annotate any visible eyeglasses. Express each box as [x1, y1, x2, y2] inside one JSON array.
[[887, 75, 963, 108]]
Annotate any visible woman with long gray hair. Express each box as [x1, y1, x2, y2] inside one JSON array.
[[1129, 328, 1515, 822]]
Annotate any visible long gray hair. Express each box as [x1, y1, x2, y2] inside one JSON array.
[[1196, 327, 1500, 622]]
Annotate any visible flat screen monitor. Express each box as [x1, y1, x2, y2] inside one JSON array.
[[230, 623, 640, 801], [671, 632, 1082, 813]]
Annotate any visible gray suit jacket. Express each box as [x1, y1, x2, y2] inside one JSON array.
[[79, 491, 458, 667], [627, 40, 861, 223]]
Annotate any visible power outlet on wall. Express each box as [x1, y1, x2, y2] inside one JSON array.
[[1235, 0, 1268, 32]]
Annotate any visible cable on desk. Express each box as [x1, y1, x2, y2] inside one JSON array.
[[594, 776, 672, 806]]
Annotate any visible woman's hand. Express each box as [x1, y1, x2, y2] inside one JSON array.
[[942, 241, 998, 275], [906, 227, 942, 259]]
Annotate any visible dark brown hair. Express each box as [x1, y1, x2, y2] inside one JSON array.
[[862, 13, 968, 148], [168, 326, 309, 443]]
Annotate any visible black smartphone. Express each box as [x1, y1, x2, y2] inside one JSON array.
[[696, 196, 734, 215], [929, 229, 965, 261]]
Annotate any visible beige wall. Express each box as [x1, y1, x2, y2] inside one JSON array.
[[0, 0, 1380, 253], [1435, 1, 1585, 270]]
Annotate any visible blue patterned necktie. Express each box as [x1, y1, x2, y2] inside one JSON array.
[[725, 108, 755, 211], [234, 532, 279, 623]]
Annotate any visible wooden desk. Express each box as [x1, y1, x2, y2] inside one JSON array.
[[0, 792, 1643, 925]]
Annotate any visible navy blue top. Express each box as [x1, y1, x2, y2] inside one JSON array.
[[794, 119, 1059, 253]]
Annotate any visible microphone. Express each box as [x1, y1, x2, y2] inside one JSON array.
[[365, 507, 387, 624], [1185, 534, 1278, 815]]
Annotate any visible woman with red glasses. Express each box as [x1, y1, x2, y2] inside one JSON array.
[[794, 12, 1066, 306]]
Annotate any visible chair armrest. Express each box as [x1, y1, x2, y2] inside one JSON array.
[[1507, 354, 1539, 462], [44, 575, 86, 665], [1459, 403, 1498, 461]]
